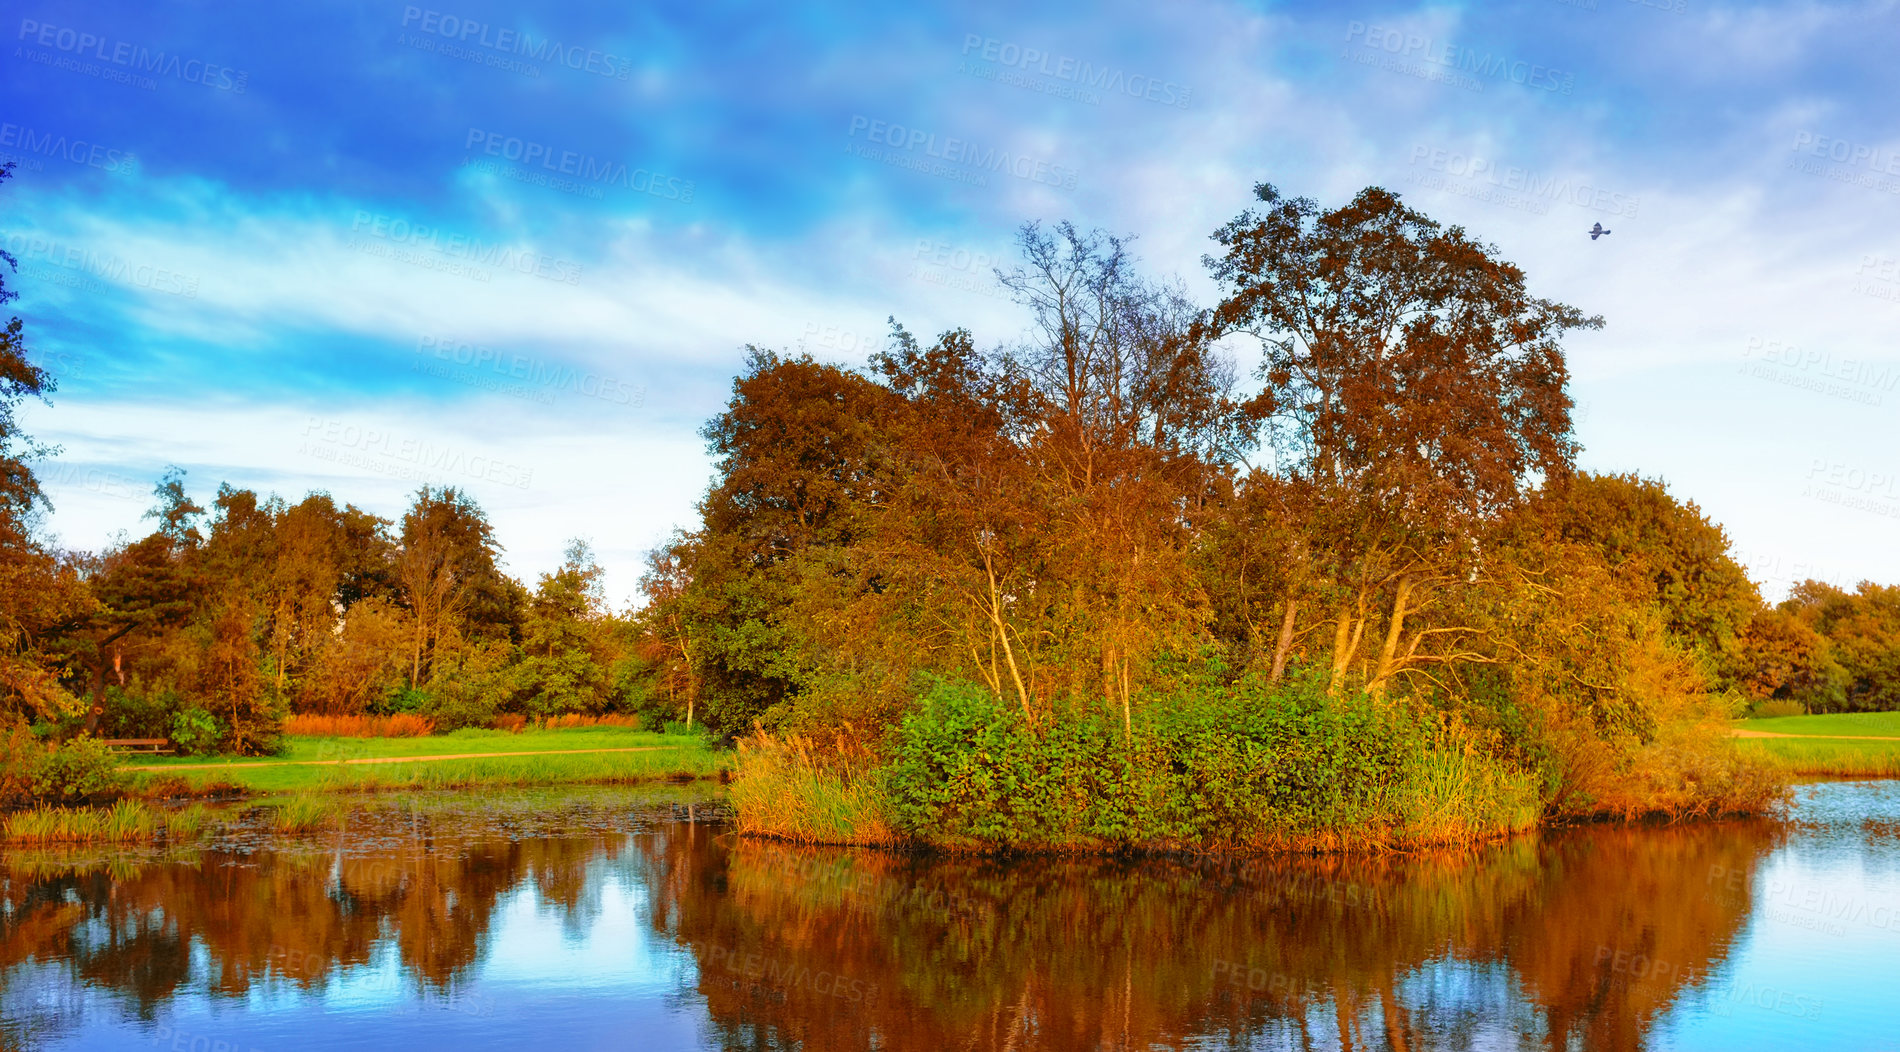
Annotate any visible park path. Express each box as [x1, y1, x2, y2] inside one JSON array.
[[125, 745, 673, 772], [1729, 729, 1900, 741]]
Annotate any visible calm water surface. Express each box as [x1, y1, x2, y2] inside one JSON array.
[[4, 781, 1899, 1051]]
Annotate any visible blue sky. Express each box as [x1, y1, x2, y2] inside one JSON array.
[[3, 0, 1897, 604]]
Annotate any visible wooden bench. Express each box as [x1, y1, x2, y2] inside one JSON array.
[[103, 738, 174, 755]]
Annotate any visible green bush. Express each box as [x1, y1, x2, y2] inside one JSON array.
[[27, 735, 130, 805], [373, 685, 432, 715], [882, 675, 1489, 851], [420, 643, 523, 730], [95, 686, 178, 741], [169, 708, 224, 757]]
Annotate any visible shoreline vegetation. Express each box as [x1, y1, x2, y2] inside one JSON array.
[[5, 171, 1896, 854], [729, 679, 1782, 855]]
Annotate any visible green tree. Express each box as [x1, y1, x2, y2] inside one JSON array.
[[516, 539, 615, 716], [1546, 472, 1761, 681]]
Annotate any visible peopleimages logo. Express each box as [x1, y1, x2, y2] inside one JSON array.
[[1792, 132, 1900, 175], [349, 211, 584, 284], [1408, 145, 1639, 217], [845, 116, 1078, 190], [0, 122, 137, 174], [415, 335, 644, 408], [300, 417, 533, 491], [463, 129, 694, 201], [0, 230, 199, 298], [1343, 22, 1574, 94], [958, 34, 1191, 108], [399, 7, 631, 79], [16, 19, 249, 92]]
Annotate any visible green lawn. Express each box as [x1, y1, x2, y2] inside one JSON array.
[[129, 727, 730, 794], [1734, 711, 1900, 777], [1738, 711, 1900, 738]]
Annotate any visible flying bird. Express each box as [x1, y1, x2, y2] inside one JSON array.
[[1589, 222, 1611, 240]]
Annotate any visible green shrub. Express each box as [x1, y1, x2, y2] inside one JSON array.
[[96, 686, 178, 741], [170, 708, 224, 757], [421, 682, 500, 732], [0, 726, 46, 808], [27, 736, 130, 805], [372, 685, 431, 715], [878, 675, 1522, 851]]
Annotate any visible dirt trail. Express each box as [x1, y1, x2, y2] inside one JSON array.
[[1729, 730, 1900, 741], [126, 746, 673, 772]]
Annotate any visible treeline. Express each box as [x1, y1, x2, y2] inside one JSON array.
[[0, 465, 699, 753], [9, 468, 674, 755], [1734, 581, 1900, 714]]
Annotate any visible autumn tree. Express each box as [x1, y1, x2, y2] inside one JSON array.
[[0, 161, 93, 726], [1204, 183, 1600, 696], [986, 223, 1254, 732], [396, 486, 512, 688], [1782, 581, 1900, 711], [672, 348, 902, 736], [635, 532, 701, 728], [76, 472, 209, 733], [1732, 608, 1842, 712], [1545, 472, 1761, 682]]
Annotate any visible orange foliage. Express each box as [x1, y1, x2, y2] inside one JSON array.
[[284, 713, 436, 738], [532, 713, 642, 731]]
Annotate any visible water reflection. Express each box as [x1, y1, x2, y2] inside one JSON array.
[[4, 784, 1897, 1051]]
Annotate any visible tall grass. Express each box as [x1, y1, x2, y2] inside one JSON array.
[[728, 730, 900, 846], [1397, 746, 1543, 845], [1735, 738, 1900, 778], [3, 799, 214, 843], [270, 794, 340, 832]]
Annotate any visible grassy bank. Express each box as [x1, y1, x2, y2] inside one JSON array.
[[126, 726, 729, 794], [1734, 712, 1900, 777]]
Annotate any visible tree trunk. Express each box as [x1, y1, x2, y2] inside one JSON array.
[[1368, 575, 1415, 697], [983, 552, 1032, 718], [1109, 649, 1124, 740], [1329, 594, 1366, 697], [1270, 599, 1299, 682]]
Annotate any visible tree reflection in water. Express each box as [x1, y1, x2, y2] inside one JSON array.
[[1, 795, 1784, 1052], [638, 818, 1786, 1051]]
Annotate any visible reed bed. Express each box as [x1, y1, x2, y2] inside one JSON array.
[[270, 794, 341, 832], [728, 731, 902, 846], [3, 799, 213, 844]]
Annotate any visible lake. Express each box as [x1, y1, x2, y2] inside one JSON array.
[[4, 781, 1898, 1051]]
